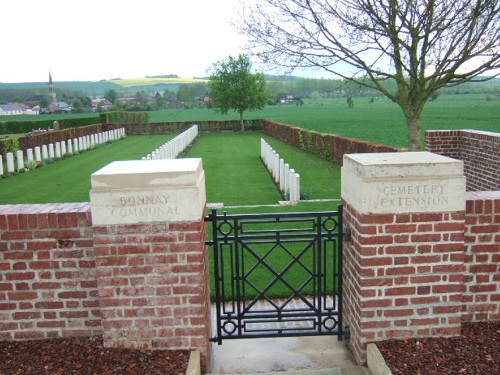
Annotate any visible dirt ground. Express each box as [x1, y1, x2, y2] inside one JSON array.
[[0, 321, 498, 374], [0, 335, 188, 375], [377, 321, 499, 375]]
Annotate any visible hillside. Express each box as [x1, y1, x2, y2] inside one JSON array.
[[1, 75, 499, 99], [0, 77, 208, 97]]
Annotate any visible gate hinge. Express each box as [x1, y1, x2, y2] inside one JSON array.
[[344, 228, 352, 242]]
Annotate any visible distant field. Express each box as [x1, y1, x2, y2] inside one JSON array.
[[1, 94, 498, 148], [108, 77, 208, 87], [150, 94, 500, 147], [0, 77, 209, 97], [0, 113, 97, 123]]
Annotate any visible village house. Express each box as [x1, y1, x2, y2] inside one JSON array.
[[0, 103, 22, 115], [91, 98, 112, 111], [14, 102, 39, 115], [47, 101, 71, 114], [280, 92, 295, 103]]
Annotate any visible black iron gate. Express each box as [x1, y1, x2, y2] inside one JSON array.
[[205, 205, 346, 344]]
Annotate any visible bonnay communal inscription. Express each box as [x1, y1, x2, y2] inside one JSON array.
[[112, 194, 179, 218]]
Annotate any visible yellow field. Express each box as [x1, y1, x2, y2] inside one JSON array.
[[106, 77, 208, 87]]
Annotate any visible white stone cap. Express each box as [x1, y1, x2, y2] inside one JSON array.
[[90, 159, 206, 225], [342, 152, 466, 215], [343, 152, 463, 179], [91, 159, 203, 190]]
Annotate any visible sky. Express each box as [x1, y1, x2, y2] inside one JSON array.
[[0, 0, 252, 83]]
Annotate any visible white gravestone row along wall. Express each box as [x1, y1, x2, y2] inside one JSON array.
[[142, 125, 198, 160], [3, 128, 125, 174], [260, 138, 300, 203]]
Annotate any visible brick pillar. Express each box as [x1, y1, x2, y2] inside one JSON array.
[[90, 159, 210, 368], [341, 152, 466, 365]]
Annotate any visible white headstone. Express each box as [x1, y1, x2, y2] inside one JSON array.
[[279, 158, 285, 193], [42, 145, 49, 160], [6, 152, 15, 173], [16, 150, 24, 171], [27, 148, 34, 163], [55, 142, 61, 158], [34, 146, 41, 162], [48, 143, 55, 158], [290, 173, 300, 203]]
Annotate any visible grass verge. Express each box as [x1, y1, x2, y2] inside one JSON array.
[[0, 135, 173, 204]]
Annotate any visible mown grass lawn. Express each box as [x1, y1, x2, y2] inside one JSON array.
[[0, 135, 174, 204], [0, 132, 343, 209], [185, 132, 282, 206], [185, 132, 342, 207]]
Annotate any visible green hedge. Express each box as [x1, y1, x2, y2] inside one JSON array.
[[122, 120, 264, 135], [0, 116, 100, 134], [261, 119, 400, 165], [1, 123, 124, 157], [99, 111, 150, 124]]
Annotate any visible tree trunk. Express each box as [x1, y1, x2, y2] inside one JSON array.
[[240, 111, 245, 132], [405, 110, 424, 151]]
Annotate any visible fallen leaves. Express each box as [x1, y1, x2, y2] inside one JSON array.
[[377, 322, 499, 375], [0, 336, 189, 374]]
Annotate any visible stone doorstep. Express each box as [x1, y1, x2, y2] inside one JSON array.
[[367, 344, 393, 375], [205, 368, 371, 375], [186, 351, 201, 375]]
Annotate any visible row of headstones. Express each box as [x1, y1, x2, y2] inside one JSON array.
[[142, 125, 198, 160], [0, 128, 125, 175], [261, 138, 300, 203]]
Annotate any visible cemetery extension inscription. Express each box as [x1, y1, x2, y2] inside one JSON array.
[[112, 194, 179, 219], [380, 182, 448, 208]]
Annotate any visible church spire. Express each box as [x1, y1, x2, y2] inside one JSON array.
[[48, 71, 56, 102]]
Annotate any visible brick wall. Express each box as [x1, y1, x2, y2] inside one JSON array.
[[0, 188, 497, 368], [342, 200, 465, 364], [463, 191, 500, 322], [0, 203, 100, 340], [342, 189, 500, 364], [92, 220, 211, 363], [426, 130, 500, 191]]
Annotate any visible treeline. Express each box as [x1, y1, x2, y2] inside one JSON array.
[[2, 76, 500, 114], [266, 76, 500, 100]]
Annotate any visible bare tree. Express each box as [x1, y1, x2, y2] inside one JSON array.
[[238, 0, 500, 150]]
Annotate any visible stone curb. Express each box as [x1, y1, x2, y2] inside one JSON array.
[[367, 343, 392, 375], [186, 351, 201, 375]]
